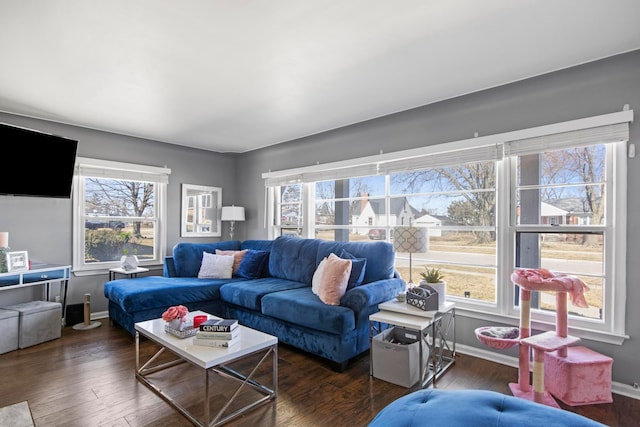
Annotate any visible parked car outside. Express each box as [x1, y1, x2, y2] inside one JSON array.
[[85, 219, 125, 230], [368, 229, 386, 240]]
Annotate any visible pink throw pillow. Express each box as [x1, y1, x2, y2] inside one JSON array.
[[215, 249, 248, 274], [312, 253, 352, 305]]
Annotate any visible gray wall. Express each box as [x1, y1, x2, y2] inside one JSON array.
[[0, 113, 240, 311], [237, 50, 640, 387]]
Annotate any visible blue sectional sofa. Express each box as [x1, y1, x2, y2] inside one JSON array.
[[104, 235, 405, 369]]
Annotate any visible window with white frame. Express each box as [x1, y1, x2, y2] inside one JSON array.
[[263, 111, 631, 341], [275, 183, 304, 236], [73, 157, 170, 273]]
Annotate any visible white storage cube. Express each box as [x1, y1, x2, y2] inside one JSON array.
[[0, 308, 19, 354], [372, 327, 429, 388], [4, 301, 62, 348]]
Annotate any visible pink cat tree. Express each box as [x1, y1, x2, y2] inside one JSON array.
[[476, 268, 612, 408]]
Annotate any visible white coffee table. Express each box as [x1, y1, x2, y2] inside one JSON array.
[[135, 311, 278, 426]]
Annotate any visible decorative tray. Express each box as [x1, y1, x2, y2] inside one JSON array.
[[164, 324, 198, 339]]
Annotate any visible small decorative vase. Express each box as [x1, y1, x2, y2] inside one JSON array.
[[120, 255, 139, 271], [167, 318, 184, 331]]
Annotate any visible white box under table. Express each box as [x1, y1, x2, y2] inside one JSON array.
[[372, 326, 429, 387], [0, 308, 19, 354], [4, 300, 62, 348]]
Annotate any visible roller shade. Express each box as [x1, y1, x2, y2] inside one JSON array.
[[504, 123, 629, 157], [264, 163, 379, 187], [377, 144, 502, 175], [77, 157, 171, 184]]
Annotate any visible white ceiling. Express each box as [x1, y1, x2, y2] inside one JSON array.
[[1, 1, 639, 153]]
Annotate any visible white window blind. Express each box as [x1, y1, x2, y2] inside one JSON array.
[[377, 144, 502, 175], [264, 164, 378, 187], [76, 157, 171, 184], [504, 123, 629, 156]]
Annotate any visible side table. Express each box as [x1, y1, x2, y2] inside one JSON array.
[[370, 300, 455, 388], [109, 266, 149, 280]]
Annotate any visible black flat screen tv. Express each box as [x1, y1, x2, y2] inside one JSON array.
[[0, 122, 78, 198]]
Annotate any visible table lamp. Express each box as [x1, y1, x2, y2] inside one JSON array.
[[221, 206, 245, 240], [393, 226, 427, 285]]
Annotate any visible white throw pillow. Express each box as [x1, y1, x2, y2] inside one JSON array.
[[312, 257, 328, 295], [197, 252, 234, 279]]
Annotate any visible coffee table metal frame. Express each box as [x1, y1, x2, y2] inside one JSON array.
[[135, 311, 278, 427], [369, 301, 455, 388]]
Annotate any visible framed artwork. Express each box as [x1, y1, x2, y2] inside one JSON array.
[[6, 250, 29, 272], [181, 184, 222, 237]]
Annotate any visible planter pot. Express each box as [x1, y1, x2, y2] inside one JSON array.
[[419, 280, 446, 305], [120, 255, 139, 271]]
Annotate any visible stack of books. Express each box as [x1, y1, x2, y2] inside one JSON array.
[[193, 319, 240, 347]]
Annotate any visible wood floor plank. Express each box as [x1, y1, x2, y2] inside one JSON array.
[[0, 321, 635, 426]]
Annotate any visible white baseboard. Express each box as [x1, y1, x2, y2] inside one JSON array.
[[456, 343, 640, 401], [91, 310, 109, 321]]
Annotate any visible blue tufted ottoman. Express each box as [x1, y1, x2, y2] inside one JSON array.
[[368, 389, 606, 427]]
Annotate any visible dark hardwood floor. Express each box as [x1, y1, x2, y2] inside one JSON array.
[[0, 321, 637, 426]]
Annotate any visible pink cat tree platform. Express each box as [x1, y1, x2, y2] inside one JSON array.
[[545, 346, 613, 406], [476, 268, 612, 408]]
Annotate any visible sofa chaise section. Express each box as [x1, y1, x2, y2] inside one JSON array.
[[105, 240, 248, 334]]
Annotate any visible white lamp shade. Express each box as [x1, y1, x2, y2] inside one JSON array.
[[221, 206, 245, 222], [393, 227, 427, 253]]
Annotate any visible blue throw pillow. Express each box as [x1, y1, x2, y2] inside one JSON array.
[[339, 249, 367, 290], [235, 250, 270, 280]]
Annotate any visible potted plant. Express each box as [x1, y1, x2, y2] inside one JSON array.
[[419, 267, 446, 305], [120, 247, 139, 271]]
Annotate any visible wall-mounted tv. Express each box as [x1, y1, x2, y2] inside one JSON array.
[[0, 122, 78, 198]]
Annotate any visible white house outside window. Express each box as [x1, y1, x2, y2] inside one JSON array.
[[263, 110, 632, 343], [72, 157, 170, 274]]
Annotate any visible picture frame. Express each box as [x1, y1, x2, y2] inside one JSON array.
[[6, 250, 29, 272], [181, 184, 222, 237]]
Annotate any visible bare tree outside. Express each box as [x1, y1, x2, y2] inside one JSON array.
[[392, 162, 496, 243], [84, 178, 156, 263], [540, 146, 605, 246]]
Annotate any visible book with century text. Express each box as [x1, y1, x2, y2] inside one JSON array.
[[198, 319, 238, 332]]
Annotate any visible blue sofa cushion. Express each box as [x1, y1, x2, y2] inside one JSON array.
[[219, 277, 309, 311], [316, 240, 395, 284], [339, 249, 367, 290], [236, 250, 270, 280], [268, 236, 322, 283], [172, 241, 241, 277], [241, 239, 273, 277], [104, 276, 242, 312], [261, 287, 355, 335], [369, 389, 606, 427]]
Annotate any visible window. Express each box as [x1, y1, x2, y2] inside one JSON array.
[[73, 158, 171, 274], [275, 183, 304, 236], [390, 162, 497, 302], [313, 175, 386, 242], [263, 110, 631, 342]]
